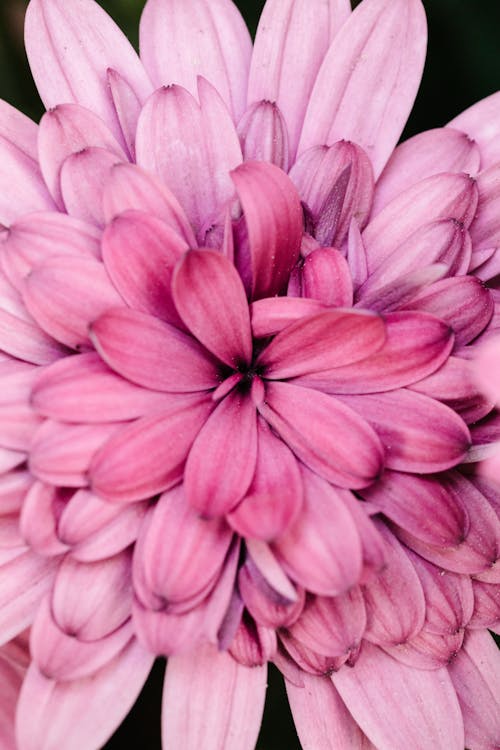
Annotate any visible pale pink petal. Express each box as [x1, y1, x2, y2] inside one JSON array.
[[90, 307, 219, 392], [449, 91, 500, 169], [0, 133, 55, 225], [468, 580, 500, 630], [373, 127, 481, 214], [162, 643, 266, 750], [139, 0, 252, 121], [299, 0, 427, 177], [333, 642, 464, 750], [237, 101, 289, 171], [102, 163, 196, 244], [1, 211, 100, 290], [470, 163, 500, 252], [19, 482, 69, 557], [172, 249, 252, 367], [102, 210, 188, 324], [473, 336, 500, 403], [336, 389, 470, 473], [258, 309, 385, 379], [0, 471, 33, 516], [231, 161, 303, 299], [106, 68, 142, 160], [0, 308, 64, 366], [37, 103, 127, 208], [228, 418, 303, 540], [383, 628, 464, 671], [23, 255, 124, 349], [0, 645, 24, 749], [448, 630, 500, 750], [15, 638, 154, 750], [259, 381, 384, 489], [363, 172, 478, 272], [0, 403, 42, 452], [250, 296, 327, 338], [356, 264, 449, 315], [89, 398, 212, 503], [273, 468, 362, 596], [25, 0, 152, 144], [60, 147, 123, 226], [0, 98, 38, 158], [287, 672, 375, 750], [248, 0, 350, 160], [185, 390, 257, 517]]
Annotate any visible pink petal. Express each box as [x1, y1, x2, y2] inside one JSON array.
[[258, 309, 385, 379], [0, 99, 38, 159], [185, 389, 257, 517], [337, 389, 470, 473], [238, 556, 304, 629], [15, 638, 154, 750], [0, 134, 55, 225], [299, 248, 354, 307], [362, 522, 425, 645], [362, 471, 469, 547], [355, 264, 449, 315], [23, 255, 124, 349], [172, 248, 252, 367], [228, 418, 303, 540], [298, 0, 427, 177], [102, 163, 196, 245], [363, 172, 478, 272], [59, 147, 123, 226], [231, 161, 303, 299], [333, 642, 465, 750], [0, 308, 64, 367], [449, 91, 500, 169], [32, 352, 179, 423], [0, 550, 56, 646], [139, 0, 252, 121], [373, 127, 481, 214], [162, 643, 266, 750], [102, 210, 188, 324], [237, 101, 290, 171], [90, 307, 219, 392], [106, 68, 142, 160], [25, 0, 152, 145], [136, 83, 241, 238], [470, 163, 500, 251], [19, 482, 69, 557], [1, 211, 100, 290], [250, 296, 327, 338], [448, 631, 500, 750], [0, 471, 33, 516], [259, 381, 384, 489], [37, 103, 127, 208], [89, 398, 212, 503], [383, 628, 465, 671], [287, 672, 375, 750], [248, 0, 350, 161], [468, 580, 500, 630], [228, 617, 277, 668], [0, 643, 24, 749], [133, 484, 233, 605], [295, 311, 454, 394], [273, 468, 362, 596]]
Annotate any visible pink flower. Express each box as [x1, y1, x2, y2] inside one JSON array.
[[0, 0, 499, 748]]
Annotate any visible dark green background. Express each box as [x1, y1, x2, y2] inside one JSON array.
[[0, 1, 498, 748]]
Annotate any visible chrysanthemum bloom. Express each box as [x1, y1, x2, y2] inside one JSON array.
[[0, 0, 499, 747]]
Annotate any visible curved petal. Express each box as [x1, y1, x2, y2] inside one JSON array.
[[298, 0, 427, 177], [25, 0, 152, 145], [59, 147, 122, 226], [0, 135, 55, 225], [251, 296, 327, 339], [140, 0, 251, 121], [237, 101, 290, 171], [299, 248, 354, 307], [449, 91, 500, 169]]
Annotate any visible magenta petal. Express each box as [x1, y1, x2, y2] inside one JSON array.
[[449, 91, 500, 169], [250, 297, 327, 338], [185, 390, 257, 517], [333, 642, 464, 750], [89, 398, 212, 503], [32, 352, 179, 423], [273, 468, 362, 596], [231, 161, 303, 299], [260, 382, 384, 489], [172, 249, 252, 367], [258, 309, 385, 379], [1, 211, 100, 290], [134, 484, 232, 605], [248, 0, 350, 161], [337, 389, 470, 473], [90, 307, 218, 392], [449, 631, 500, 750], [295, 311, 454, 394], [102, 210, 187, 323], [299, 0, 427, 177], [299, 248, 354, 307], [373, 127, 481, 214], [23, 255, 124, 349], [37, 104, 126, 208], [15, 638, 154, 750], [139, 0, 252, 121], [468, 580, 500, 630], [362, 471, 469, 547], [25, 0, 152, 144], [228, 417, 303, 540], [287, 672, 373, 750], [60, 147, 123, 227], [102, 163, 196, 245]]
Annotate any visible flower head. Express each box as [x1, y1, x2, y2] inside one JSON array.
[[0, 0, 499, 748]]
